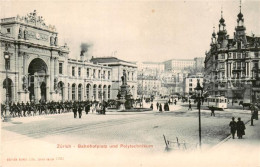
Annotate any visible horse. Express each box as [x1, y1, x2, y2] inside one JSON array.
[[239, 101, 252, 110]]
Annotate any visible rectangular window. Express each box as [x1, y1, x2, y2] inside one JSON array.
[[132, 72, 134, 80], [72, 67, 75, 76], [189, 83, 192, 87], [221, 54, 225, 59], [93, 69, 96, 78], [238, 53, 241, 59], [127, 72, 130, 80], [59, 63, 63, 74], [189, 88, 192, 91], [78, 67, 81, 77], [255, 52, 259, 58], [87, 68, 89, 78], [103, 71, 106, 79], [233, 53, 236, 59], [98, 70, 101, 78], [5, 58, 10, 70], [108, 71, 111, 80], [228, 53, 231, 58], [6, 28, 11, 34], [237, 62, 241, 69]]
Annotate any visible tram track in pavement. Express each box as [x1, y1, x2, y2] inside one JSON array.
[[3, 113, 169, 143]]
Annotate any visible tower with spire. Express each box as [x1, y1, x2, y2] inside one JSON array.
[[234, 0, 247, 46], [204, 1, 260, 103], [217, 8, 228, 48]]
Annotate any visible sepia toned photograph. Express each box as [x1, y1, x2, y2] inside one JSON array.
[[0, 0, 260, 166]]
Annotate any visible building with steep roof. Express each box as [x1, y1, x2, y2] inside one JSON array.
[[204, 4, 260, 102]]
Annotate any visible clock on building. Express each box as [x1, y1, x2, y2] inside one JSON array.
[[36, 33, 40, 40]]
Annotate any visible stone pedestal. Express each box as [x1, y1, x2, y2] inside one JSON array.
[[118, 85, 133, 109]]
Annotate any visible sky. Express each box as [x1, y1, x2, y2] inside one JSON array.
[[0, 0, 260, 62]]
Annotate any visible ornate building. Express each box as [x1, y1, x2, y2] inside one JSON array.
[[0, 10, 118, 103], [204, 5, 260, 102]]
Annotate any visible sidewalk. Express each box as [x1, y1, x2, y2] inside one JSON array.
[[210, 118, 260, 166]]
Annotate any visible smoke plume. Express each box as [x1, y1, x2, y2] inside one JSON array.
[[80, 43, 92, 56]]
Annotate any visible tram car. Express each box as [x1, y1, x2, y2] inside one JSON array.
[[206, 96, 227, 110]]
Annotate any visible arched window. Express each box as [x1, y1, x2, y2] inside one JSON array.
[[72, 84, 76, 101], [86, 84, 91, 100], [103, 85, 107, 100], [3, 78, 13, 102], [93, 84, 97, 100], [78, 84, 82, 101], [108, 85, 111, 99], [98, 85, 102, 100]]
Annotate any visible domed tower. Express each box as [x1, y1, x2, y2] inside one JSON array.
[[217, 9, 228, 47], [234, 0, 247, 46], [211, 26, 217, 46]]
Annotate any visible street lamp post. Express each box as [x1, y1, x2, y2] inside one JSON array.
[[3, 45, 11, 122], [195, 79, 203, 148]]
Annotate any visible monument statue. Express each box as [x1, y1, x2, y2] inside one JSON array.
[[22, 75, 28, 92], [24, 27, 28, 40], [121, 70, 127, 85], [50, 35, 55, 46], [18, 26, 23, 39], [54, 77, 58, 92], [54, 35, 58, 46]]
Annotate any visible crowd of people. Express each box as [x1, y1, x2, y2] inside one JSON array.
[[1, 100, 108, 119]]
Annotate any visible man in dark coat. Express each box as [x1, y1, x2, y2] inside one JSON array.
[[156, 102, 159, 110], [85, 103, 90, 115], [73, 102, 78, 118], [229, 117, 237, 139], [150, 103, 153, 110], [78, 102, 83, 118], [159, 103, 162, 112], [211, 107, 215, 117], [236, 117, 246, 139]]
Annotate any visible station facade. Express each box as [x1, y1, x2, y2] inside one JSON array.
[[0, 10, 137, 103]]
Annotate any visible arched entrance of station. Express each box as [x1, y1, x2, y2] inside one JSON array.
[[28, 58, 48, 102], [3, 78, 13, 102]]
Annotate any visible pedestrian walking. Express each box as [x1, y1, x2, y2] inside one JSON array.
[[188, 103, 192, 110], [159, 103, 162, 112], [73, 102, 77, 118], [150, 103, 153, 110], [85, 103, 90, 114], [211, 107, 215, 117], [156, 102, 159, 110], [229, 117, 237, 139], [236, 117, 246, 139], [78, 103, 83, 119]]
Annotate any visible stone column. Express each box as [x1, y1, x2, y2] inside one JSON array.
[[249, 61, 251, 78], [54, 57, 58, 77], [224, 62, 227, 78], [64, 82, 68, 101], [105, 86, 108, 100], [46, 75, 50, 101], [245, 62, 247, 77], [89, 84, 93, 101]]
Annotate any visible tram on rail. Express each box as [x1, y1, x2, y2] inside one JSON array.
[[205, 96, 228, 110]]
